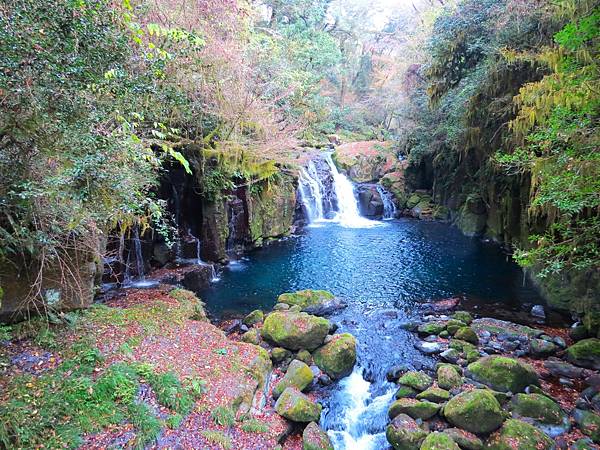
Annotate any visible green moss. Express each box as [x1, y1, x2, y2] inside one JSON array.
[[437, 365, 463, 390], [420, 432, 460, 450], [211, 405, 236, 427], [240, 418, 269, 433], [418, 321, 447, 336], [274, 387, 322, 422], [566, 338, 600, 369], [416, 386, 451, 402], [511, 393, 565, 425], [453, 311, 473, 324], [487, 419, 554, 450], [261, 311, 330, 351], [467, 356, 539, 393], [454, 327, 478, 345], [313, 333, 356, 379], [277, 290, 335, 308], [388, 398, 440, 420], [395, 385, 419, 399], [273, 359, 314, 398], [398, 371, 433, 391], [444, 389, 505, 434]]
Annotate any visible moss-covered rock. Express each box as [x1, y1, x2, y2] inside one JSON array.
[[396, 385, 419, 399], [444, 389, 504, 434], [388, 398, 440, 420], [566, 338, 600, 370], [271, 347, 292, 363], [418, 321, 447, 336], [511, 393, 568, 436], [398, 371, 433, 391], [296, 349, 313, 365], [449, 339, 480, 363], [240, 328, 261, 345], [453, 311, 473, 325], [243, 309, 264, 326], [420, 432, 460, 450], [261, 311, 330, 351], [416, 386, 450, 403], [529, 338, 558, 357], [454, 327, 478, 345], [386, 413, 429, 450], [486, 419, 554, 450], [278, 290, 334, 308], [274, 387, 321, 422], [302, 422, 334, 450], [466, 356, 538, 393], [573, 409, 600, 443], [273, 359, 314, 398], [446, 320, 467, 336], [437, 364, 463, 390], [443, 428, 483, 450], [313, 333, 356, 379]]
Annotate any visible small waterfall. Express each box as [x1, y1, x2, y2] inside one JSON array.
[[133, 227, 145, 281], [298, 162, 325, 222], [376, 185, 397, 220]]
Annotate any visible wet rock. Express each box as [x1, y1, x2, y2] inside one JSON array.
[[313, 333, 356, 379], [278, 290, 333, 309], [437, 364, 463, 390], [416, 386, 450, 403], [240, 328, 261, 345], [466, 356, 539, 393], [443, 428, 483, 450], [243, 309, 264, 326], [398, 371, 433, 391], [271, 347, 292, 363], [449, 339, 480, 363], [415, 341, 443, 355], [273, 359, 314, 398], [470, 318, 542, 339], [418, 321, 448, 336], [446, 320, 467, 336], [388, 398, 440, 420], [529, 338, 558, 357], [500, 340, 520, 352], [452, 311, 473, 325], [440, 349, 461, 364], [274, 387, 321, 422], [318, 374, 332, 386], [420, 432, 460, 450], [566, 338, 600, 370], [261, 311, 330, 351], [573, 409, 600, 443], [454, 327, 478, 345], [386, 413, 429, 450], [544, 357, 586, 379], [444, 389, 504, 434], [395, 385, 419, 399], [387, 364, 412, 382], [486, 419, 554, 450], [510, 393, 570, 437], [570, 324, 591, 342], [531, 305, 546, 319], [553, 336, 567, 348], [425, 297, 461, 313], [302, 422, 334, 450]]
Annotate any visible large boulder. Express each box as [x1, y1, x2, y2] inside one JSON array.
[[273, 359, 314, 398], [416, 386, 450, 403], [437, 364, 463, 390], [444, 389, 505, 434], [313, 333, 356, 379], [420, 432, 460, 450], [566, 338, 600, 370], [261, 311, 330, 351], [486, 419, 554, 450], [278, 290, 346, 317], [388, 398, 439, 420], [386, 413, 429, 450], [466, 356, 539, 393], [302, 422, 334, 450], [274, 387, 322, 422], [511, 393, 569, 437], [573, 409, 600, 443]]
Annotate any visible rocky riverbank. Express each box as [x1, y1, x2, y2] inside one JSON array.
[[384, 298, 600, 449]]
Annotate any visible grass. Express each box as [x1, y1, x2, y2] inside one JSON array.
[[201, 430, 232, 449], [211, 405, 236, 427], [240, 418, 269, 433]]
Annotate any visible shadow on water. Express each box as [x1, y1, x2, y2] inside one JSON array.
[[198, 218, 548, 449]]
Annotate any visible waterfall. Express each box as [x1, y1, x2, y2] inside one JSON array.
[[376, 185, 397, 220], [298, 162, 325, 222], [133, 227, 145, 281]]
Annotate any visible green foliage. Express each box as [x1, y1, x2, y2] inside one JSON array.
[[211, 405, 236, 427], [240, 418, 270, 433], [201, 429, 232, 449], [147, 371, 196, 415]]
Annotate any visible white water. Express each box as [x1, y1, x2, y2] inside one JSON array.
[[298, 154, 382, 229], [324, 368, 395, 450], [376, 185, 397, 220]]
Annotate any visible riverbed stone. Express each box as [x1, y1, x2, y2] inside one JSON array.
[[386, 413, 429, 450], [261, 311, 330, 351], [573, 409, 600, 443], [415, 341, 443, 354], [453, 311, 473, 325], [449, 340, 480, 363], [388, 398, 440, 420], [240, 328, 261, 345], [454, 327, 479, 345], [529, 338, 558, 357], [446, 319, 467, 336], [274, 387, 321, 422], [440, 349, 461, 364], [443, 428, 483, 450], [296, 349, 313, 365], [273, 359, 314, 398], [466, 356, 538, 393], [437, 364, 463, 390], [486, 419, 554, 450], [566, 338, 600, 370], [272, 347, 292, 363], [398, 371, 433, 391], [396, 385, 419, 399], [313, 333, 356, 379], [444, 389, 504, 434], [418, 321, 447, 336], [243, 309, 264, 326], [420, 432, 459, 450], [302, 422, 334, 450], [511, 393, 569, 437], [278, 290, 334, 308], [470, 318, 542, 339], [416, 386, 450, 403]]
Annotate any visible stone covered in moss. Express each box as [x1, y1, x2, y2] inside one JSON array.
[[398, 371, 433, 391], [278, 290, 334, 308], [444, 389, 504, 434], [566, 338, 600, 370], [486, 419, 554, 450], [454, 327, 478, 345], [453, 311, 473, 325], [573, 409, 600, 443], [418, 321, 447, 336], [437, 364, 463, 390], [386, 413, 428, 450], [302, 421, 334, 450], [446, 319, 467, 336], [271, 347, 292, 363], [420, 432, 460, 450], [243, 309, 264, 326], [466, 356, 538, 393], [416, 386, 450, 403], [443, 428, 483, 450], [296, 349, 313, 365], [449, 339, 480, 363], [388, 398, 440, 420], [240, 328, 261, 345], [313, 333, 356, 379], [274, 387, 321, 422], [395, 385, 419, 399], [261, 311, 330, 351], [511, 393, 568, 435], [273, 359, 314, 398]]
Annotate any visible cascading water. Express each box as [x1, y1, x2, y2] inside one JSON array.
[[298, 154, 382, 228], [376, 185, 397, 220]]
